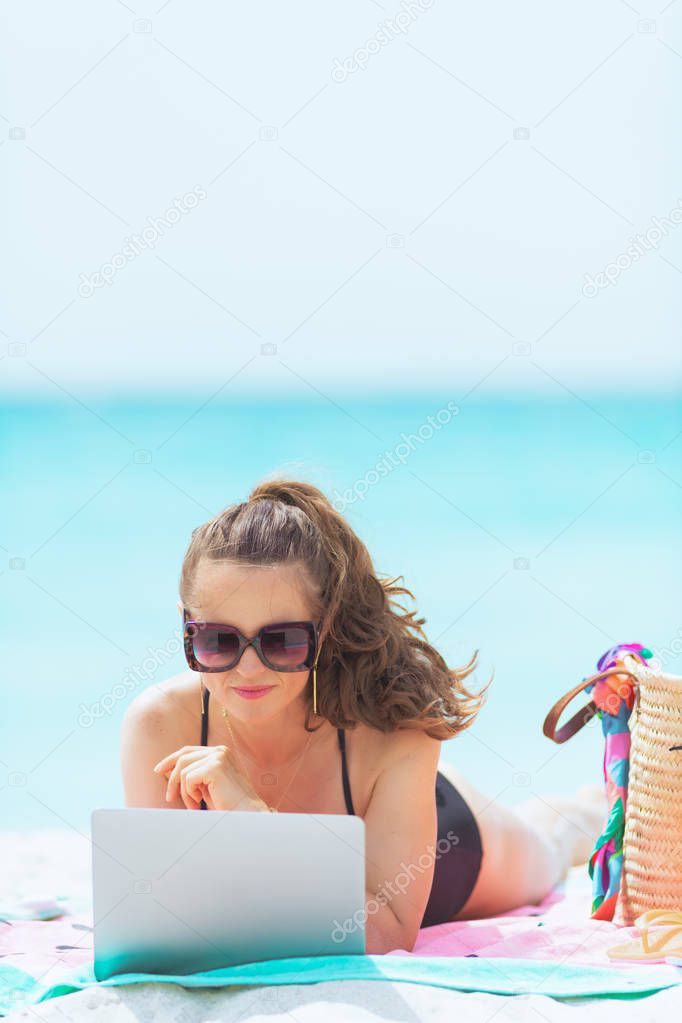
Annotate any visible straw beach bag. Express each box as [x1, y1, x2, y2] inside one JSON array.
[[543, 643, 682, 926]]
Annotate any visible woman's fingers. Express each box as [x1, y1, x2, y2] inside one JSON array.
[[154, 746, 206, 774], [165, 751, 204, 801], [154, 745, 243, 810], [181, 767, 207, 810]]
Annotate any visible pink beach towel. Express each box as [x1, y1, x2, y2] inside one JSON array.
[[0, 865, 661, 999]]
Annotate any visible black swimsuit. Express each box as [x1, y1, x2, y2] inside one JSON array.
[[199, 687, 483, 928]]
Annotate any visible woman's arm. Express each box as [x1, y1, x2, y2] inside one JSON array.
[[360, 731, 442, 954], [120, 692, 191, 809]]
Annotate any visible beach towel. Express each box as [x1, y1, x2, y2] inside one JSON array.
[[2, 864, 682, 1015]]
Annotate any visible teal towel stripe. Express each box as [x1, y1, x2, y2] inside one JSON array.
[[4, 955, 679, 1012]]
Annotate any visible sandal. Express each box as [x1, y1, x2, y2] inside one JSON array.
[[607, 909, 682, 962]]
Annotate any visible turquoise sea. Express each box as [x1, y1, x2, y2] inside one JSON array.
[[2, 394, 681, 831]]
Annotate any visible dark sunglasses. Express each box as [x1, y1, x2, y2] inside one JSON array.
[[182, 608, 321, 673]]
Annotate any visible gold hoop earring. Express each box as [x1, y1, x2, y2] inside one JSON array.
[[313, 660, 318, 716]]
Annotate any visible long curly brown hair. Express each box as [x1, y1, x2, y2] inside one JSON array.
[[179, 478, 491, 739]]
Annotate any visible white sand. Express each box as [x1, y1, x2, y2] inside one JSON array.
[[7, 980, 682, 1023]]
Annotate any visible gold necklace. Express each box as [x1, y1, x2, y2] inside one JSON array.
[[221, 707, 315, 813]]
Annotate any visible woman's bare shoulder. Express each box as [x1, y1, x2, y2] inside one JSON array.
[[344, 720, 441, 818], [122, 670, 200, 737], [120, 671, 200, 808], [349, 719, 441, 773]]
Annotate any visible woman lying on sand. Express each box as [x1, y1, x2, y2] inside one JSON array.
[[121, 478, 605, 954]]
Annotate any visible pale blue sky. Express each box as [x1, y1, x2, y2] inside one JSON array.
[[2, 0, 681, 396]]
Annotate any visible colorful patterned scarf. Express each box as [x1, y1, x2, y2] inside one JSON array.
[[585, 642, 652, 920]]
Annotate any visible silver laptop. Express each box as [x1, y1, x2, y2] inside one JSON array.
[[91, 808, 366, 979]]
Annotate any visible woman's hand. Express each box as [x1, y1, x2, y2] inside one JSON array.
[[153, 745, 266, 812]]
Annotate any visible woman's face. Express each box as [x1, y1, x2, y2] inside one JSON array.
[[183, 559, 319, 720]]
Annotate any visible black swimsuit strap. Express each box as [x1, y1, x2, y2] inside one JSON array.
[[200, 689, 356, 816], [200, 684, 209, 746], [337, 728, 356, 816]]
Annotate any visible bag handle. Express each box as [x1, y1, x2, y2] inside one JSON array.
[[542, 665, 640, 744]]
